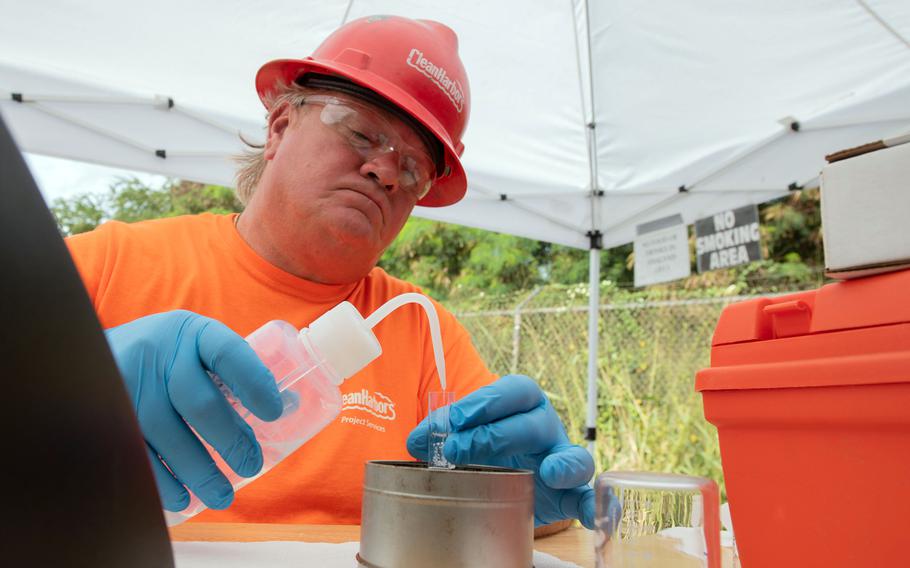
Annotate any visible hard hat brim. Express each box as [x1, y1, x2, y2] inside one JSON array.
[[256, 58, 467, 208]]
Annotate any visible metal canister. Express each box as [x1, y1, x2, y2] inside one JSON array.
[[358, 460, 535, 568]]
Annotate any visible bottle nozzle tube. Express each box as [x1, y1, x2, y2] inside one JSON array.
[[365, 293, 447, 391]]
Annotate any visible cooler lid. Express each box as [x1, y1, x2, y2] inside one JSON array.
[[711, 269, 910, 346]]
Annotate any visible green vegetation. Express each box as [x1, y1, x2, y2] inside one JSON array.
[[51, 178, 242, 236]]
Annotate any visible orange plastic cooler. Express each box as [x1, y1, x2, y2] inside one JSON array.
[[696, 269, 910, 567]]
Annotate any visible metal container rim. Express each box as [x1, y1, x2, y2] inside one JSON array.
[[366, 460, 533, 476]]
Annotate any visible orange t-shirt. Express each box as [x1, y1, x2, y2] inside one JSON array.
[[65, 213, 497, 524]]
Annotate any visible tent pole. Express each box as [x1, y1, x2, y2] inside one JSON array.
[[578, 0, 602, 462], [586, 244, 600, 459]]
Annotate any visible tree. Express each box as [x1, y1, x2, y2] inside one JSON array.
[[760, 188, 823, 266], [52, 192, 108, 237], [50, 178, 242, 236], [378, 218, 634, 299]]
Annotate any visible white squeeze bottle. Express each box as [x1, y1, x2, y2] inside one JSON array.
[[164, 292, 447, 526]]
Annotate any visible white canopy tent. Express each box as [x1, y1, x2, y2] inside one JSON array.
[[2, 1, 908, 450]]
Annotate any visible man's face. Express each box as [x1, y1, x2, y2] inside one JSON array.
[[248, 92, 435, 283]]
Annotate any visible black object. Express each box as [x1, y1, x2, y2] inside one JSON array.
[[0, 113, 174, 566], [586, 230, 603, 250]]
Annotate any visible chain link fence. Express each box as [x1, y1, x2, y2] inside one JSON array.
[[446, 284, 798, 493]]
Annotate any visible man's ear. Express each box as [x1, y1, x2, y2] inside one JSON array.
[[263, 102, 293, 160]]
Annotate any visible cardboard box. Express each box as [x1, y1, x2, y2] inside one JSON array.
[[821, 138, 910, 279]]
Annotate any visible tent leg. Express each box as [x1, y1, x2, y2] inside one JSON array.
[[586, 248, 600, 460]]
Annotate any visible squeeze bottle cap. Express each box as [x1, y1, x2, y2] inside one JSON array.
[[304, 301, 382, 383]]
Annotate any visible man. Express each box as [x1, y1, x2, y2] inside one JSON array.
[[67, 15, 595, 528]]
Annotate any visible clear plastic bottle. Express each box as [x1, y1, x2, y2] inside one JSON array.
[[164, 294, 447, 526]]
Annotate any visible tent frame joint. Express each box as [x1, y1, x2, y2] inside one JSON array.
[[586, 230, 603, 250]]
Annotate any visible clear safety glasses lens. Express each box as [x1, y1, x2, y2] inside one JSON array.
[[306, 96, 436, 199]]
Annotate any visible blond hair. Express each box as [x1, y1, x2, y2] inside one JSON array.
[[234, 82, 316, 205]]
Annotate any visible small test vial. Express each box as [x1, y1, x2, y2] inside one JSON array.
[[428, 391, 456, 469]]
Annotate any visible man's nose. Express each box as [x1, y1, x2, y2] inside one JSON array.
[[360, 151, 400, 191]]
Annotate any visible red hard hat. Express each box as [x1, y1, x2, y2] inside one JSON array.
[[256, 15, 471, 207]]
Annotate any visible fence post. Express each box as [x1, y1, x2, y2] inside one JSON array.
[[511, 287, 542, 374]]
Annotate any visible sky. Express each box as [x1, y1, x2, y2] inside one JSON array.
[[24, 153, 168, 205]]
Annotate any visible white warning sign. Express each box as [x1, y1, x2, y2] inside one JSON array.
[[634, 215, 691, 287]]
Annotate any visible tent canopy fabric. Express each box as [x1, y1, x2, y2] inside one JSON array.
[[2, 0, 908, 250]]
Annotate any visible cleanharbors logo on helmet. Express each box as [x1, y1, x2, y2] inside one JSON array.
[[406, 48, 465, 113]]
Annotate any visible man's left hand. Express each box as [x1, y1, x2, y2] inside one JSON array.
[[407, 375, 595, 529]]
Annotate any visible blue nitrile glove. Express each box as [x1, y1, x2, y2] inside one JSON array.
[[407, 375, 596, 529], [105, 310, 283, 512]]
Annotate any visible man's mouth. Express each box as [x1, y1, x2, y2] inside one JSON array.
[[341, 188, 384, 224]]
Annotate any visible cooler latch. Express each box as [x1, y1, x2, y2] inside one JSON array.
[[762, 300, 812, 338]]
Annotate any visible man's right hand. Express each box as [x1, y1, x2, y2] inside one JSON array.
[[105, 310, 283, 512]]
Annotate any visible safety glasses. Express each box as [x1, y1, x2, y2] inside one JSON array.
[[303, 94, 436, 200]]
